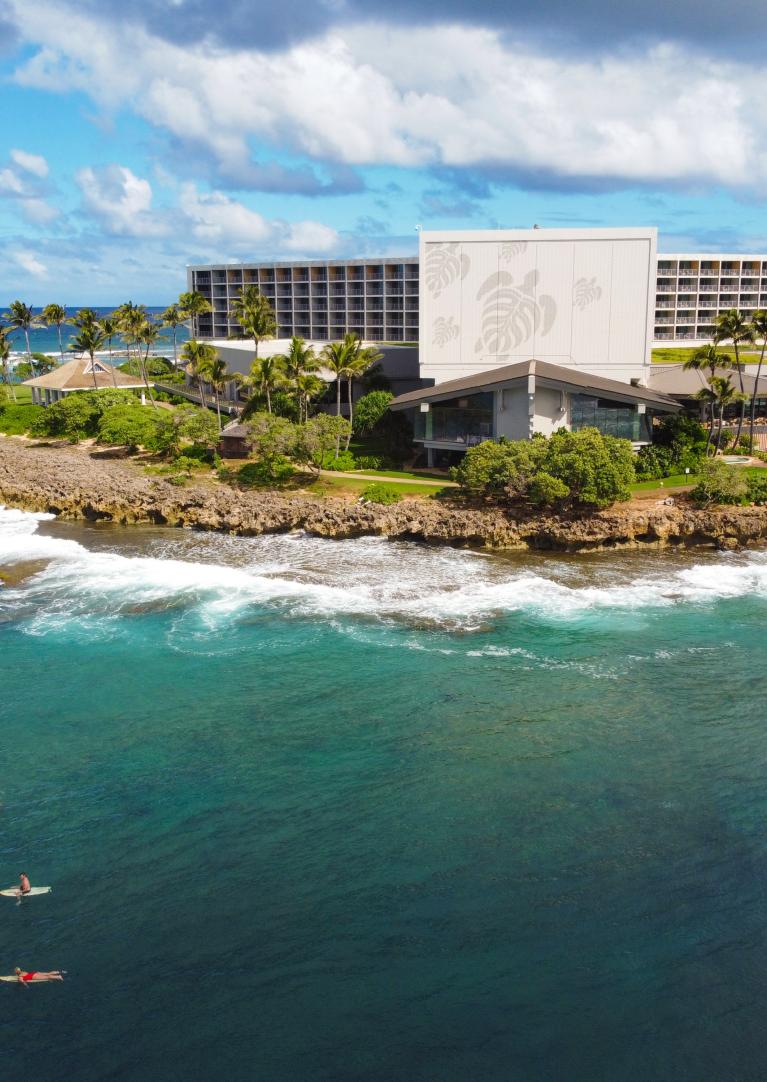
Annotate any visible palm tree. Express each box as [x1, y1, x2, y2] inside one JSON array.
[[199, 352, 231, 430], [0, 329, 16, 403], [69, 319, 108, 390], [161, 303, 184, 369], [135, 318, 161, 408], [229, 286, 276, 363], [4, 301, 43, 377], [321, 335, 357, 454], [707, 375, 745, 454], [181, 339, 218, 411], [179, 291, 212, 338], [98, 316, 120, 388], [113, 302, 147, 371], [714, 309, 754, 446], [748, 310, 767, 454], [243, 354, 286, 414], [274, 337, 319, 421], [341, 339, 383, 449], [41, 303, 70, 364], [293, 372, 325, 423], [683, 342, 732, 453]]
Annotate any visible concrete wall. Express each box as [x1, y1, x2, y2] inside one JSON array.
[[494, 386, 530, 441], [534, 385, 568, 437], [420, 228, 657, 387]]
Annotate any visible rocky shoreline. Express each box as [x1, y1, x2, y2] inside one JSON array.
[[1, 437, 767, 552]]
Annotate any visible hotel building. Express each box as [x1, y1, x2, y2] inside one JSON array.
[[188, 251, 767, 348]]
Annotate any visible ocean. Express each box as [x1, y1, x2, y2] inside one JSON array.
[[3, 308, 190, 359], [1, 506, 766, 1080]]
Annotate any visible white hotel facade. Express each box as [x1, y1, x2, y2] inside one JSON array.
[[187, 251, 767, 348]]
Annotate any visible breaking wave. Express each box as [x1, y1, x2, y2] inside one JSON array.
[[1, 506, 766, 640]]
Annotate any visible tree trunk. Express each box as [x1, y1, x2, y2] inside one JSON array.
[[172, 329, 178, 370], [90, 350, 98, 390], [109, 340, 118, 388], [214, 388, 222, 430], [57, 324, 64, 364], [345, 376, 353, 451], [197, 376, 208, 410], [715, 406, 725, 454], [749, 342, 766, 454], [3, 363, 16, 403], [335, 376, 342, 457], [266, 385, 272, 413], [141, 348, 159, 409], [25, 329, 35, 377], [704, 404, 714, 455], [733, 344, 746, 446]]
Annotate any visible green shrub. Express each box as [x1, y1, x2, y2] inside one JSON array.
[[452, 428, 634, 509], [237, 457, 295, 487], [0, 402, 43, 434], [97, 403, 160, 452], [528, 472, 570, 507], [635, 445, 674, 480], [691, 460, 748, 504], [541, 428, 635, 508], [354, 454, 391, 471], [746, 472, 767, 505], [321, 450, 357, 471], [362, 483, 402, 505], [30, 389, 137, 442], [451, 438, 545, 497], [353, 391, 394, 434], [166, 474, 187, 487]]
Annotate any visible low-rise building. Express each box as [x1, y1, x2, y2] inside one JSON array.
[[24, 357, 145, 405]]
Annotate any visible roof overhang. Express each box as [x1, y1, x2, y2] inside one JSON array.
[[390, 360, 681, 413]]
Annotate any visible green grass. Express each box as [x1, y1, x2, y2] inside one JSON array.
[[629, 473, 696, 492], [349, 467, 450, 481], [5, 385, 34, 404], [652, 347, 763, 365], [302, 475, 448, 499]]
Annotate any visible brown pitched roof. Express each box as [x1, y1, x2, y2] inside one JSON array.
[[648, 363, 762, 397], [23, 356, 145, 391], [390, 359, 680, 411]]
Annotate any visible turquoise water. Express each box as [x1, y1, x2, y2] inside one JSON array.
[[1, 508, 767, 1080]]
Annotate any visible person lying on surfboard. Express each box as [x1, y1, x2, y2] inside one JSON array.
[[14, 968, 64, 985], [16, 873, 30, 898]]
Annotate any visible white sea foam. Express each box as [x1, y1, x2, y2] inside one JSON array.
[[1, 507, 766, 637]]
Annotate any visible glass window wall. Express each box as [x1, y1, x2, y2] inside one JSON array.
[[413, 392, 494, 445], [571, 395, 654, 441]]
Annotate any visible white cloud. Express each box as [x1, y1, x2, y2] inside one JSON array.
[[10, 148, 49, 177], [0, 168, 24, 195], [76, 163, 168, 236], [20, 197, 59, 224], [178, 182, 339, 253], [12, 249, 48, 277], [7, 2, 767, 190]]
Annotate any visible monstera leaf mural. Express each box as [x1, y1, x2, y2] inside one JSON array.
[[475, 270, 556, 354], [425, 243, 470, 298], [432, 316, 460, 347], [500, 241, 528, 261], [573, 276, 602, 310]]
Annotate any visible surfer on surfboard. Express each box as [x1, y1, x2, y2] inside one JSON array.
[[16, 873, 30, 898], [14, 968, 64, 985]]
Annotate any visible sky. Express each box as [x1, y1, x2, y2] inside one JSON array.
[[1, 0, 767, 303]]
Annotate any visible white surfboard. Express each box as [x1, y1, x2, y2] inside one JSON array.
[[0, 975, 55, 983], [0, 887, 52, 898]]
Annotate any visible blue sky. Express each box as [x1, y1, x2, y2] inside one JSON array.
[[1, 0, 767, 304]]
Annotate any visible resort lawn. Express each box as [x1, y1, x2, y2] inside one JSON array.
[[629, 473, 696, 493], [299, 475, 448, 499], [652, 347, 763, 365], [5, 385, 33, 404]]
